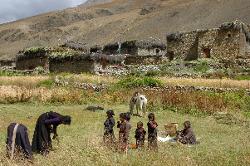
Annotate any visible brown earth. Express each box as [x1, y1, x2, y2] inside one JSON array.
[[0, 0, 250, 60]]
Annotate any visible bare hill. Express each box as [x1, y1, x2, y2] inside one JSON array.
[[0, 0, 250, 60]]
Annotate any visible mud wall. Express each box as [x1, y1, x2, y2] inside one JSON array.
[[49, 60, 95, 74], [16, 57, 48, 70]]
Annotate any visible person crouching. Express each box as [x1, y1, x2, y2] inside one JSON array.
[[135, 121, 146, 149], [32, 111, 71, 155], [6, 123, 33, 161], [103, 110, 115, 146]]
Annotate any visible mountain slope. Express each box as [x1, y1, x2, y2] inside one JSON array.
[[0, 0, 250, 60]]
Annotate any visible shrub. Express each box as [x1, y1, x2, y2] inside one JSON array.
[[116, 76, 163, 88], [24, 47, 48, 54], [145, 70, 160, 77], [37, 79, 54, 88], [194, 61, 210, 73]]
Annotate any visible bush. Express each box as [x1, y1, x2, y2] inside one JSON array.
[[116, 76, 163, 88], [145, 70, 160, 77], [37, 79, 54, 88]]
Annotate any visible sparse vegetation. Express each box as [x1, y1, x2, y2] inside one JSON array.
[[23, 47, 49, 55], [116, 76, 163, 88]]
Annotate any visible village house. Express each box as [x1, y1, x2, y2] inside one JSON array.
[[15, 47, 49, 70], [102, 40, 166, 65], [49, 49, 126, 74], [167, 20, 250, 62], [48, 49, 94, 74]]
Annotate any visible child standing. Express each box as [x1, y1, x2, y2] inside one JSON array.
[[135, 121, 146, 149], [117, 113, 131, 152], [147, 113, 158, 151], [103, 110, 115, 146]]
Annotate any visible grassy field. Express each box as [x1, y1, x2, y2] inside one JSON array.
[[0, 104, 250, 166], [0, 75, 250, 89]]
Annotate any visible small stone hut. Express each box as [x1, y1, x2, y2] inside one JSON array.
[[15, 47, 49, 70], [167, 20, 250, 61], [49, 50, 126, 74], [48, 50, 95, 74]]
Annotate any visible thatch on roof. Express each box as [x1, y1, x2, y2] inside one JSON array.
[[48, 50, 92, 62], [16, 47, 49, 61]]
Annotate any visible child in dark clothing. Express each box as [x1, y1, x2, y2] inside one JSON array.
[[177, 121, 197, 145], [117, 113, 131, 152], [103, 110, 115, 146], [147, 113, 158, 151], [135, 121, 146, 149]]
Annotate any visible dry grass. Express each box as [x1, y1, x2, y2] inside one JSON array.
[[0, 104, 250, 165], [1, 75, 250, 90], [58, 74, 117, 84], [0, 85, 248, 115], [0, 76, 49, 88], [160, 77, 250, 89]]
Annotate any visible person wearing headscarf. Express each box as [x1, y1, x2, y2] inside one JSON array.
[[6, 123, 33, 160], [32, 111, 71, 155]]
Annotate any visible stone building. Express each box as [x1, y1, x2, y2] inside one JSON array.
[[49, 50, 126, 74], [167, 20, 250, 61], [103, 40, 166, 56], [15, 47, 49, 70], [102, 40, 166, 65], [48, 50, 95, 74]]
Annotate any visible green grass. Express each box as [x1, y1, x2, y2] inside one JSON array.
[[0, 104, 250, 165]]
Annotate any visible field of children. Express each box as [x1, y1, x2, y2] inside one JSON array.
[[0, 103, 250, 166]]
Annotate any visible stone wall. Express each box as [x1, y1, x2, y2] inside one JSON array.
[[0, 60, 15, 67], [198, 28, 246, 60], [167, 31, 198, 61], [124, 55, 163, 65], [137, 48, 165, 56], [102, 43, 119, 55], [16, 56, 48, 70], [49, 60, 95, 74], [167, 21, 249, 62]]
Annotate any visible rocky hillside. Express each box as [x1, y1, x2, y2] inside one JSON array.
[[0, 0, 250, 60], [82, 0, 112, 7]]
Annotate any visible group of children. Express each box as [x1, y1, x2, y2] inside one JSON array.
[[103, 110, 159, 152], [103, 110, 197, 152]]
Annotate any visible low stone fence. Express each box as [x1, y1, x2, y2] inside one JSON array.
[[54, 76, 250, 95], [142, 85, 250, 95]]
